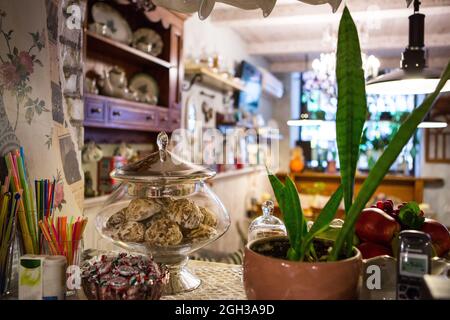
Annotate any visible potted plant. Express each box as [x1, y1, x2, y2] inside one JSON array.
[[243, 6, 450, 300]]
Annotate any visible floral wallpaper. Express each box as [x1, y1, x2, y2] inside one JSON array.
[[0, 11, 47, 130], [0, 0, 85, 216]]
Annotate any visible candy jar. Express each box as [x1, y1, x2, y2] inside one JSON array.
[[248, 200, 287, 242], [95, 132, 230, 294]]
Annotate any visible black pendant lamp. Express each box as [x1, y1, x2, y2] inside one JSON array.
[[366, 0, 450, 95]]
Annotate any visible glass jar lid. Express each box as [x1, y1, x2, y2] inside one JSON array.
[[111, 132, 215, 184], [248, 200, 287, 242]]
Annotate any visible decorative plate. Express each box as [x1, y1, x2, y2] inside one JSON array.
[[132, 28, 164, 57], [184, 94, 199, 132], [129, 73, 159, 104], [92, 2, 132, 44]]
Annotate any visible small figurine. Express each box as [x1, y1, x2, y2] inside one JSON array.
[[84, 171, 96, 198]]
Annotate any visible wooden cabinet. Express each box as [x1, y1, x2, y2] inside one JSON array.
[[84, 94, 179, 133], [169, 108, 182, 131], [83, 1, 186, 143]]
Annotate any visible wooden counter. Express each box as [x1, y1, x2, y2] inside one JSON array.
[[277, 171, 444, 203]]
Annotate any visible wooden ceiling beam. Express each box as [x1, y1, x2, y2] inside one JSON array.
[[211, 1, 450, 27], [270, 55, 450, 73], [248, 33, 450, 56]]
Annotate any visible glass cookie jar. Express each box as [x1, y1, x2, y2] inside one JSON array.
[[96, 132, 230, 294]]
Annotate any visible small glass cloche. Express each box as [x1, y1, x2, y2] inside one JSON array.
[[248, 200, 287, 242]]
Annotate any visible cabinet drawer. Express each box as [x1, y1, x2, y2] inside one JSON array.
[[157, 109, 170, 131], [169, 109, 181, 131], [108, 104, 157, 130], [85, 98, 106, 123]]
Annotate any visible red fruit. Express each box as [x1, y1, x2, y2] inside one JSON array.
[[355, 208, 401, 246], [421, 219, 450, 257], [357, 242, 393, 259], [376, 201, 384, 210], [383, 200, 394, 214]]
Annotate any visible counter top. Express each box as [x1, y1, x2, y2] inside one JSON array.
[[277, 171, 444, 184], [211, 166, 265, 181], [74, 260, 246, 300], [84, 195, 109, 209], [276, 171, 445, 203]]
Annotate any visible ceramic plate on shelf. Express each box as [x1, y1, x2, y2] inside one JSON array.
[[132, 28, 164, 57], [129, 73, 159, 104], [183, 94, 199, 132], [91, 2, 132, 44]]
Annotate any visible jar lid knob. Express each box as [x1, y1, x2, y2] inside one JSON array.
[[157, 131, 168, 161], [262, 200, 274, 217]]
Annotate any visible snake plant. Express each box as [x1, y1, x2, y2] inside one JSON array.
[[268, 6, 450, 262]]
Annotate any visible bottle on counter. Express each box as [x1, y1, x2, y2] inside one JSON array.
[[289, 145, 305, 173]]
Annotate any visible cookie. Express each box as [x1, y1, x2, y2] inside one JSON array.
[[154, 197, 174, 208], [144, 218, 183, 246], [106, 209, 126, 230], [118, 221, 145, 243], [199, 206, 218, 228], [126, 198, 161, 222], [167, 198, 204, 230], [184, 224, 217, 243], [142, 212, 164, 228]]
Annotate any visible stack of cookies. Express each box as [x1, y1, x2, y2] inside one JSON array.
[[106, 197, 218, 246]]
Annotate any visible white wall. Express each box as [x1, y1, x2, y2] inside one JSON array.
[[271, 73, 296, 172], [419, 130, 450, 226], [183, 15, 273, 121]]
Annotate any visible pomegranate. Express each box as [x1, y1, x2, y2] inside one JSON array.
[[355, 207, 400, 246]]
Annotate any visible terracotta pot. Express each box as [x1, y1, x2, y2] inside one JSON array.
[[243, 236, 362, 300]]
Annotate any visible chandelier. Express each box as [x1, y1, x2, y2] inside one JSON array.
[[152, 0, 342, 20], [312, 52, 380, 80]]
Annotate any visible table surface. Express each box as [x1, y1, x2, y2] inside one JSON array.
[[162, 260, 246, 300], [72, 260, 246, 300]]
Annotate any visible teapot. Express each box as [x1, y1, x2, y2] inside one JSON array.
[[98, 66, 133, 99]]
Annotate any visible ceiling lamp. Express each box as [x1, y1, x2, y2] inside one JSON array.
[[417, 121, 448, 129], [151, 0, 342, 20], [287, 113, 324, 127], [366, 0, 450, 95]]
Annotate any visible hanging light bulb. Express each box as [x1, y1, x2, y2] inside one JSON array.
[[366, 0, 450, 95]]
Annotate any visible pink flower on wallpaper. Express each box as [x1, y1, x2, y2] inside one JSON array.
[[53, 182, 65, 209], [18, 51, 34, 74], [0, 62, 20, 90]]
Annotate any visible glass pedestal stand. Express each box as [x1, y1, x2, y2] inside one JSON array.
[[155, 256, 200, 294]]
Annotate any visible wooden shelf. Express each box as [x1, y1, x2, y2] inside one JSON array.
[[86, 30, 173, 69], [276, 171, 444, 203], [185, 66, 245, 92]]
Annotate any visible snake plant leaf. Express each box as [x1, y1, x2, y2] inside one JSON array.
[[299, 185, 343, 260], [268, 173, 305, 260], [330, 60, 450, 261], [335, 6, 367, 214], [285, 176, 307, 241]]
